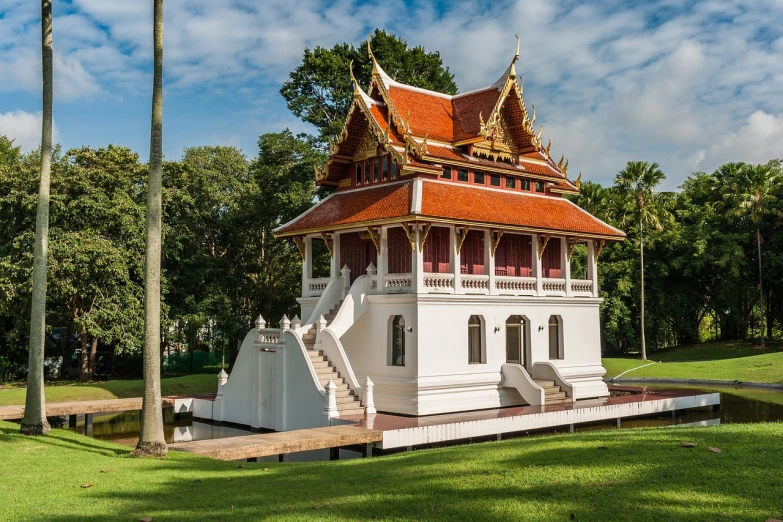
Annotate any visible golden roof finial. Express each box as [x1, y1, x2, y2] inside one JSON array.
[[557, 154, 564, 169], [536, 125, 543, 145], [575, 172, 582, 190], [563, 159, 569, 175], [404, 108, 411, 133], [545, 139, 552, 157], [509, 34, 520, 80], [531, 104, 536, 125], [513, 34, 520, 64]]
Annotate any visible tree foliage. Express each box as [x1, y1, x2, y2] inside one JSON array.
[[281, 29, 457, 143]]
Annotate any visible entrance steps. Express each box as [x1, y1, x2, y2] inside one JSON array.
[[302, 300, 364, 417], [534, 380, 570, 405]]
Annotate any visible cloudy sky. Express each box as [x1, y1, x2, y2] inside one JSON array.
[[1, 0, 781, 189]]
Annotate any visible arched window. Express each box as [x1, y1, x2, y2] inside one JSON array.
[[391, 315, 405, 366], [506, 315, 527, 364], [549, 315, 563, 359], [468, 315, 484, 364]]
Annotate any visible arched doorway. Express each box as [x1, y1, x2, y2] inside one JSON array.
[[505, 315, 528, 367]]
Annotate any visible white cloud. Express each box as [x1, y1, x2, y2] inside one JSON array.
[[0, 110, 58, 152], [696, 110, 783, 169]]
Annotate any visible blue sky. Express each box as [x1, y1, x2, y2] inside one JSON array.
[[1, 0, 782, 189]]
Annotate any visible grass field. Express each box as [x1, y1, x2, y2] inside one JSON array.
[[0, 420, 781, 521], [0, 374, 216, 407], [602, 340, 783, 383]]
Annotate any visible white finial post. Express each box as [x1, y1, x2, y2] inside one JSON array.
[[341, 265, 351, 296], [363, 376, 376, 415], [316, 314, 327, 333], [324, 380, 338, 418], [366, 262, 377, 276], [280, 314, 291, 331], [255, 314, 266, 331], [291, 314, 301, 330]]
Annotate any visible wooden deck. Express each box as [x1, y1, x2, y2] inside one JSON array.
[[0, 396, 186, 420], [172, 425, 382, 461]]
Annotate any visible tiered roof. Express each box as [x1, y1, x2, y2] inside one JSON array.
[[276, 38, 624, 241]]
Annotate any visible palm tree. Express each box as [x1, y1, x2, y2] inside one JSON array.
[[134, 0, 167, 458], [574, 181, 611, 221], [724, 162, 782, 348], [21, 0, 54, 436], [614, 161, 671, 361]]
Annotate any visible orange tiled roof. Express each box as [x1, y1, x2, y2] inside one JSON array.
[[419, 181, 622, 238], [275, 179, 623, 239], [276, 182, 412, 235]]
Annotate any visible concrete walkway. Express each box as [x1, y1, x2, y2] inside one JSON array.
[[172, 425, 382, 461], [0, 396, 195, 420]]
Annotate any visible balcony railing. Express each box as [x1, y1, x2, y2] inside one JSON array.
[[570, 279, 594, 297], [461, 274, 490, 294], [541, 278, 566, 296], [384, 274, 412, 293], [306, 277, 330, 297], [423, 273, 454, 293], [495, 276, 537, 296]]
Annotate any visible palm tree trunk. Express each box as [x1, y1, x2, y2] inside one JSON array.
[[757, 227, 765, 348], [134, 0, 167, 458], [21, 0, 53, 436], [640, 220, 647, 360]]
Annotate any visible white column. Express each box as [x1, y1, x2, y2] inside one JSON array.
[[485, 230, 496, 295], [302, 236, 312, 297], [412, 225, 423, 293], [562, 237, 572, 297], [451, 226, 461, 294], [330, 232, 341, 279], [588, 239, 599, 297], [377, 227, 388, 293], [532, 233, 542, 296]]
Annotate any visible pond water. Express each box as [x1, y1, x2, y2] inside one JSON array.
[[47, 385, 783, 452]]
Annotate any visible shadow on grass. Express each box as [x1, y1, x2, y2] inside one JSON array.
[[650, 340, 783, 363], [28, 424, 783, 521]]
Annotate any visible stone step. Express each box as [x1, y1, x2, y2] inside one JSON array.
[[546, 398, 569, 405], [315, 367, 338, 376], [334, 389, 353, 397], [546, 392, 567, 401], [534, 380, 555, 388], [324, 314, 336, 321], [302, 334, 316, 341], [307, 350, 323, 357], [338, 407, 365, 417], [544, 387, 562, 395], [335, 395, 358, 404], [319, 377, 346, 387], [311, 360, 330, 369]]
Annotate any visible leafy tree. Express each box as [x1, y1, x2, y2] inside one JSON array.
[[22, 0, 54, 436], [722, 162, 782, 347], [281, 29, 457, 143], [136, 0, 167, 458], [614, 161, 673, 360]]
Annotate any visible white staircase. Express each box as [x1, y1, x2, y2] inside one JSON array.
[[302, 300, 364, 417], [534, 380, 569, 405]]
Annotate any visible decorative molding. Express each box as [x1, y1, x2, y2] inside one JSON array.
[[418, 222, 433, 252], [566, 237, 578, 261], [293, 236, 306, 260], [366, 227, 381, 253], [490, 230, 505, 257], [320, 232, 334, 258], [402, 223, 418, 251], [593, 239, 606, 261], [538, 234, 551, 259], [455, 226, 470, 252]]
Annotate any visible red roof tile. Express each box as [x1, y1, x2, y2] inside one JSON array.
[[451, 88, 502, 141], [419, 181, 624, 238], [276, 182, 412, 235], [387, 86, 454, 142]]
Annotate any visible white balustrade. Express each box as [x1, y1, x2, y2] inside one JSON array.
[[495, 276, 537, 296], [423, 273, 454, 293], [461, 274, 490, 294], [307, 277, 330, 297], [384, 274, 412, 293], [542, 278, 567, 296], [257, 328, 282, 345], [570, 279, 594, 296]]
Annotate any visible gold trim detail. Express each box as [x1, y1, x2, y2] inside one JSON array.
[[566, 237, 578, 261], [538, 234, 551, 259], [490, 230, 504, 257], [402, 223, 417, 251], [455, 226, 470, 252], [320, 232, 334, 258], [418, 222, 433, 252], [293, 237, 306, 261], [366, 227, 381, 253], [593, 239, 606, 261]]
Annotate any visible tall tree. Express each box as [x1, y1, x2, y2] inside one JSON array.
[[614, 161, 671, 360], [135, 0, 167, 458], [724, 162, 782, 348], [281, 29, 457, 143], [21, 0, 54, 436]]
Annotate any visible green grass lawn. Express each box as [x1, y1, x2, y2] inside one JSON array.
[[603, 340, 783, 383], [0, 420, 781, 521], [0, 374, 216, 407]]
